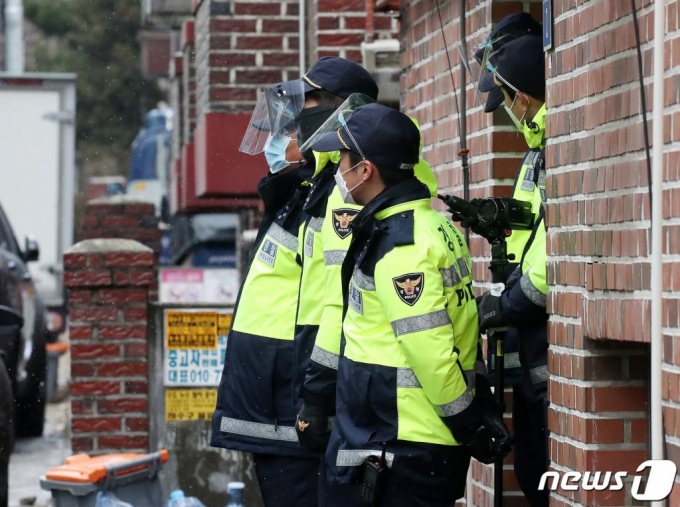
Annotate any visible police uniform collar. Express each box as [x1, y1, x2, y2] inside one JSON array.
[[350, 179, 430, 233], [303, 163, 337, 215], [375, 198, 431, 221]]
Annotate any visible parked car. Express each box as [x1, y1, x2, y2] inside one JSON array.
[[0, 305, 20, 507], [0, 203, 48, 437]]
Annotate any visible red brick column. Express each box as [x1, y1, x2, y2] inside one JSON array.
[[64, 239, 154, 454], [79, 197, 161, 300], [79, 198, 161, 255]]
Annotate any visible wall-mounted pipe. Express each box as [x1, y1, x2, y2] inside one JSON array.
[[299, 0, 306, 75], [650, 0, 665, 505]]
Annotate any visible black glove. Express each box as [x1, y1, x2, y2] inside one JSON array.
[[465, 425, 506, 464], [295, 403, 331, 454], [477, 292, 507, 333], [444, 394, 512, 465], [475, 372, 513, 459]]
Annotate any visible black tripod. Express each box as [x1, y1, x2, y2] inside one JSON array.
[[487, 237, 511, 507]]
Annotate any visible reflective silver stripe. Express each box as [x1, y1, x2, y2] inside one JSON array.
[[220, 417, 298, 442], [505, 352, 521, 369], [436, 388, 474, 417], [336, 449, 395, 468], [324, 249, 346, 266], [440, 265, 461, 287], [530, 365, 549, 384], [353, 269, 375, 291], [309, 216, 324, 232], [520, 273, 547, 308], [268, 222, 299, 252], [456, 257, 470, 279], [391, 309, 451, 337], [474, 360, 487, 376], [396, 368, 421, 388], [310, 345, 339, 370]]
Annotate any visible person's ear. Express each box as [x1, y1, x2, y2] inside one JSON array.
[[517, 92, 530, 112], [363, 160, 375, 181]]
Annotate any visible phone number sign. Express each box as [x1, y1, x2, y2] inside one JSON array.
[[164, 310, 232, 386]]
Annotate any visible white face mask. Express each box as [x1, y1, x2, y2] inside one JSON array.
[[334, 160, 364, 205], [503, 95, 526, 132]]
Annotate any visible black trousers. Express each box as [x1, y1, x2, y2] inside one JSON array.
[[512, 385, 549, 507], [253, 453, 322, 507]]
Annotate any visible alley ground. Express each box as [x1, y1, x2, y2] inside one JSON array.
[[9, 347, 71, 507]]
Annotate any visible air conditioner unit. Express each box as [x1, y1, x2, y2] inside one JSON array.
[[361, 39, 401, 104]]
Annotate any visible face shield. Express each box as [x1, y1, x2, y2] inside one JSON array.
[[297, 93, 375, 154], [456, 31, 529, 112], [238, 80, 305, 155]]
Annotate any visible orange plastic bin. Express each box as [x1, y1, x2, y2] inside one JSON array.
[[40, 450, 168, 507]]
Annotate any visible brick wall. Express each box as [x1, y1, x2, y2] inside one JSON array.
[[194, 0, 301, 117], [546, 0, 680, 504], [64, 239, 154, 454], [312, 0, 399, 63]]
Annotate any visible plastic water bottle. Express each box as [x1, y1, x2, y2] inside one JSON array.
[[164, 490, 206, 507], [226, 482, 246, 507]]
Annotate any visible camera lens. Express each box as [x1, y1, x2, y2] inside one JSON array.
[[477, 198, 500, 225]]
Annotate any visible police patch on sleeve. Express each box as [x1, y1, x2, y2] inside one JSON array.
[[348, 282, 363, 314], [258, 239, 278, 267], [332, 208, 358, 239], [392, 273, 424, 306]]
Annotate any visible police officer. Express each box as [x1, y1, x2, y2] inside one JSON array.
[[211, 58, 379, 506], [474, 10, 544, 400], [287, 58, 438, 458], [475, 35, 549, 507], [287, 58, 380, 422], [302, 103, 511, 506]]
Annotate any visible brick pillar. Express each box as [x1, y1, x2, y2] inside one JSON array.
[[64, 239, 154, 454], [79, 196, 161, 299]]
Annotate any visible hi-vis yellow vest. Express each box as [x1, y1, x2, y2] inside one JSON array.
[[342, 199, 480, 446], [506, 104, 547, 264], [231, 221, 301, 340]]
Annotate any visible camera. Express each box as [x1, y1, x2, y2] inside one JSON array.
[[439, 194, 535, 243]]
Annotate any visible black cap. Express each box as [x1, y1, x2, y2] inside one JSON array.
[[311, 103, 420, 171], [293, 57, 379, 100], [476, 12, 542, 112], [491, 35, 545, 99]]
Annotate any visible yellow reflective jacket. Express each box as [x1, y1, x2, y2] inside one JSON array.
[[295, 119, 438, 400], [506, 104, 547, 267], [322, 179, 477, 498]]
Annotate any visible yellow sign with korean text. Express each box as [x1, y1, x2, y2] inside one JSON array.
[[165, 311, 217, 349], [165, 389, 217, 422]]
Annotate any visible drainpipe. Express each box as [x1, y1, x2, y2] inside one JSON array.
[[650, 0, 665, 505], [299, 0, 306, 75], [366, 0, 375, 43], [4, 0, 25, 73]]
